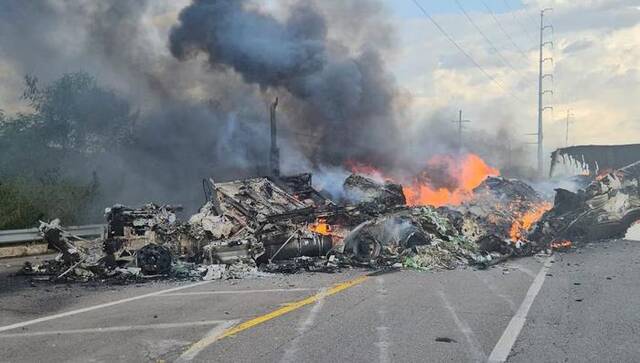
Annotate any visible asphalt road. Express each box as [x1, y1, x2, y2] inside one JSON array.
[[0, 239, 639, 362]]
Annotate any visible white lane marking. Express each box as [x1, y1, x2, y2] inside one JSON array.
[[488, 256, 554, 362], [143, 338, 191, 361], [375, 277, 390, 363], [375, 327, 390, 363], [161, 288, 313, 297], [624, 222, 640, 240], [0, 280, 214, 333], [0, 320, 228, 338], [176, 319, 240, 362], [473, 271, 517, 313], [437, 290, 486, 362], [279, 288, 327, 363]]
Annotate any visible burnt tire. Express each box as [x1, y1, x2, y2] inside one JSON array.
[[136, 244, 172, 275]]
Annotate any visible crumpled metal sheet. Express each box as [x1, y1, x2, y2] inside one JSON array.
[[550, 144, 640, 177], [343, 173, 406, 209], [188, 202, 237, 240], [532, 160, 640, 243]]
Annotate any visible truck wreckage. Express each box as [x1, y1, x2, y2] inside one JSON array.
[[533, 160, 640, 244], [25, 162, 640, 282]]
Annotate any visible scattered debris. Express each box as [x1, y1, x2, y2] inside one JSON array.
[[136, 244, 172, 275], [531, 161, 640, 245], [343, 173, 406, 210], [454, 176, 549, 244], [551, 240, 572, 250], [28, 164, 624, 283], [435, 337, 457, 343], [550, 143, 640, 177]]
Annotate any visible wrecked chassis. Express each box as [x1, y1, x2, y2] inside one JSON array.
[[29, 177, 339, 281], [531, 160, 640, 244], [27, 170, 587, 282]]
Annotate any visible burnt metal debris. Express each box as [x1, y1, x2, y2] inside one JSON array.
[[550, 143, 640, 177], [532, 160, 640, 244], [24, 164, 640, 282]]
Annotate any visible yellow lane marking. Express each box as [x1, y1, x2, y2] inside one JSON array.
[[179, 275, 369, 360]]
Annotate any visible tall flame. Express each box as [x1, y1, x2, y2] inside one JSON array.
[[347, 153, 499, 207], [403, 154, 500, 207]]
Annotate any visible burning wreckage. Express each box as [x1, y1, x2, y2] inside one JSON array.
[[533, 160, 640, 244], [27, 160, 640, 282]]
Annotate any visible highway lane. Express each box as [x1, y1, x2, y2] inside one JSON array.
[[0, 256, 542, 362], [508, 239, 640, 362], [0, 240, 637, 362]]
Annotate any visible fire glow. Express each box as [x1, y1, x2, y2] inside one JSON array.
[[509, 202, 553, 241], [551, 239, 573, 250], [403, 154, 500, 207], [309, 218, 332, 236], [348, 153, 500, 207]]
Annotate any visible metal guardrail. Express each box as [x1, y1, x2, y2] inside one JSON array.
[[0, 224, 105, 245]]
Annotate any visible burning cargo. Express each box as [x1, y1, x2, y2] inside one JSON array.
[[29, 153, 620, 282], [531, 160, 640, 244]]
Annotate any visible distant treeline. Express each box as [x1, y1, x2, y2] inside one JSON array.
[[0, 72, 135, 229]]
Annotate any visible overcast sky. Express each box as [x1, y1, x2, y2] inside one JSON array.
[[384, 0, 640, 159], [0, 0, 638, 170]]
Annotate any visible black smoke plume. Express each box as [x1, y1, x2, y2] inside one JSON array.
[[169, 0, 401, 167], [0, 0, 528, 219], [0, 0, 404, 215]]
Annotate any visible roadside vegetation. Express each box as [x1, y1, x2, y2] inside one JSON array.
[[0, 73, 134, 229]]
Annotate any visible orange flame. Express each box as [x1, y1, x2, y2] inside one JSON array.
[[596, 169, 613, 180], [509, 202, 552, 241], [403, 154, 500, 207], [309, 218, 332, 236], [346, 154, 499, 207], [551, 240, 572, 250]]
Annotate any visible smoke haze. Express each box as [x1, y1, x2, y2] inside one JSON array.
[[0, 0, 527, 214]]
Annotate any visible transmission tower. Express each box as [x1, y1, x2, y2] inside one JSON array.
[[536, 8, 554, 177], [452, 110, 471, 152], [565, 109, 574, 146]]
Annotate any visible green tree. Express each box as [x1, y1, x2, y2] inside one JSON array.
[[0, 72, 133, 228], [0, 175, 99, 229], [22, 72, 135, 153]]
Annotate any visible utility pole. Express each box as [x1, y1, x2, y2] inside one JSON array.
[[269, 97, 280, 177], [565, 109, 574, 146], [536, 8, 554, 177], [452, 109, 471, 152]]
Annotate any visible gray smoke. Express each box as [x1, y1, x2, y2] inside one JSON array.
[[170, 1, 328, 90], [0, 0, 405, 213], [0, 0, 533, 216], [169, 0, 401, 167], [0, 0, 272, 212]]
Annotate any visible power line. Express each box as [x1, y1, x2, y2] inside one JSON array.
[[506, 0, 540, 29], [527, 12, 542, 31], [452, 0, 530, 81], [410, 0, 526, 104], [479, 0, 531, 62], [502, 0, 538, 44], [518, 0, 546, 32]]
